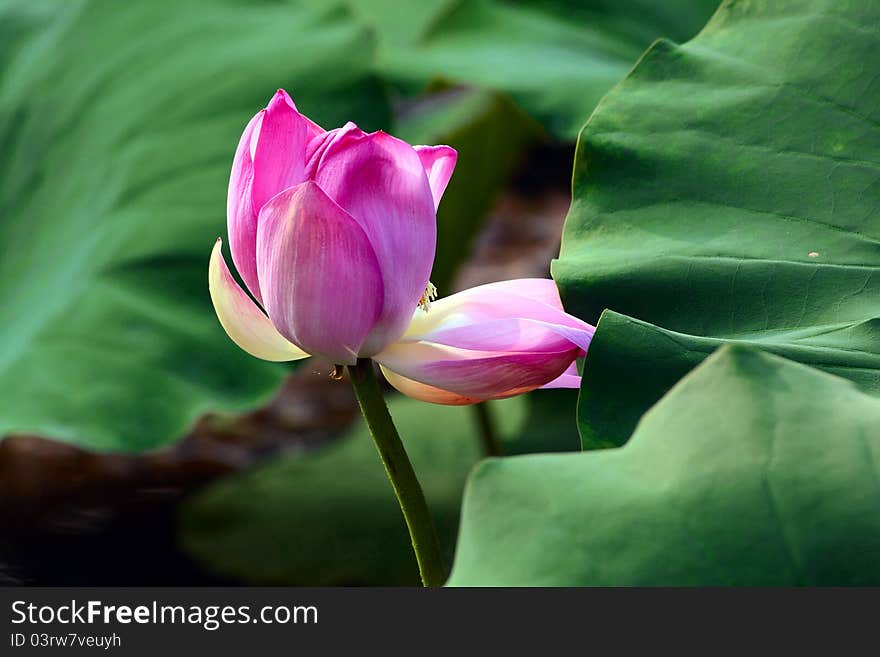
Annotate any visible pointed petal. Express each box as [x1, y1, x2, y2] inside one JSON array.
[[227, 111, 264, 304], [304, 121, 365, 178], [251, 89, 324, 214], [414, 145, 457, 209], [256, 181, 383, 365], [208, 239, 309, 362], [380, 366, 478, 405], [311, 130, 437, 353]]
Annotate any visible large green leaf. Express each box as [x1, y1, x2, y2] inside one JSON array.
[[449, 346, 880, 586], [553, 0, 880, 447], [0, 1, 390, 450], [364, 0, 720, 138], [180, 391, 580, 586]]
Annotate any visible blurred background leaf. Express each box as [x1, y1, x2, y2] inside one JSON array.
[[449, 347, 880, 585], [0, 0, 390, 451], [552, 0, 880, 447], [179, 389, 580, 586], [356, 0, 720, 138]]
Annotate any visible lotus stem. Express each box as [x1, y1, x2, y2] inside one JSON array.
[[347, 358, 446, 587]]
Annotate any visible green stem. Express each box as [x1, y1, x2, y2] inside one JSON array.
[[473, 402, 503, 457], [347, 359, 446, 587]]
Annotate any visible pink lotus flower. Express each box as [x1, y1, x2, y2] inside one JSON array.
[[218, 88, 453, 363], [209, 89, 594, 404]]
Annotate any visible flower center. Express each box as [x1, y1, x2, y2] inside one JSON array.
[[418, 281, 437, 313]]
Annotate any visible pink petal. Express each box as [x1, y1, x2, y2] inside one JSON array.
[[380, 366, 478, 405], [402, 279, 595, 352], [303, 122, 365, 178], [414, 145, 458, 209], [540, 361, 581, 389], [374, 278, 593, 403], [375, 342, 579, 401], [226, 111, 264, 304], [208, 239, 309, 362], [469, 278, 567, 310], [255, 181, 383, 365], [311, 129, 437, 353], [251, 89, 324, 215], [415, 318, 586, 353]]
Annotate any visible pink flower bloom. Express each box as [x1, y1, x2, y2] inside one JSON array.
[[220, 89, 455, 364], [210, 89, 594, 403]]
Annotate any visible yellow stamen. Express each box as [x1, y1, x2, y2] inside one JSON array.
[[418, 281, 437, 313], [330, 364, 344, 381]]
